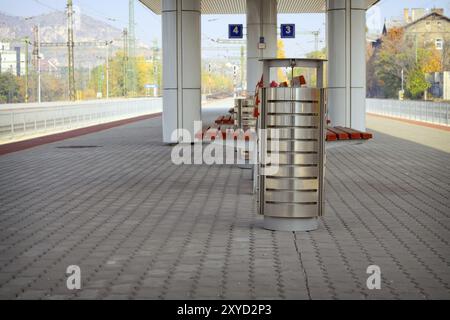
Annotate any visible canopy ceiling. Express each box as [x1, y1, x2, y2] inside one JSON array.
[[139, 0, 380, 15]]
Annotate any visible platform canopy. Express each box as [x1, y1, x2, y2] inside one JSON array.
[[139, 0, 379, 15]]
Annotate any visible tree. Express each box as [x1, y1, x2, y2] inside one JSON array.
[[201, 67, 233, 94], [277, 39, 287, 82], [367, 26, 444, 100], [277, 39, 286, 59], [367, 43, 382, 98], [420, 47, 442, 74], [136, 56, 153, 96], [307, 48, 326, 59], [371, 28, 415, 99], [305, 49, 327, 87], [84, 52, 162, 98], [0, 73, 22, 104], [41, 74, 66, 102], [109, 52, 127, 97], [406, 67, 430, 99]]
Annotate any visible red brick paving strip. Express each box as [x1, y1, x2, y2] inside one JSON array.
[[0, 113, 162, 156], [367, 113, 450, 132]]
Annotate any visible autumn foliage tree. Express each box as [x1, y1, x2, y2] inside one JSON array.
[[367, 26, 443, 100], [420, 47, 442, 74], [0, 72, 66, 104], [369, 28, 413, 98], [406, 67, 429, 98], [277, 39, 287, 82], [0, 73, 21, 104], [86, 52, 162, 98], [201, 68, 233, 94]]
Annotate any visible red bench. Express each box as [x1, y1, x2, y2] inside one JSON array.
[[326, 127, 373, 142], [326, 131, 338, 142], [197, 127, 372, 143], [327, 127, 350, 140], [207, 112, 374, 143], [336, 127, 373, 140], [215, 115, 234, 125], [195, 126, 256, 142]]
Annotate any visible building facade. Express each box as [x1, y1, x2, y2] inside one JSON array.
[[0, 42, 26, 77], [403, 10, 450, 71]]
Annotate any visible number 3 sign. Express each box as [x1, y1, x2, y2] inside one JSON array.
[[281, 24, 295, 38]]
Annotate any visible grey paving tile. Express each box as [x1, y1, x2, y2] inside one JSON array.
[[0, 117, 449, 300]]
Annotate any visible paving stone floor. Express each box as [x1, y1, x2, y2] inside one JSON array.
[[0, 116, 449, 300]]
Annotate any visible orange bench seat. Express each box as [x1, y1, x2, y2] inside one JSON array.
[[198, 117, 373, 143], [196, 126, 255, 142], [326, 127, 373, 141], [215, 115, 234, 125], [336, 127, 373, 140]]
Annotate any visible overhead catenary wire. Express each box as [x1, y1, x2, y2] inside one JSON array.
[[32, 0, 64, 13], [76, 0, 128, 26]]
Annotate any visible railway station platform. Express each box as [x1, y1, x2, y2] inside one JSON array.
[[0, 108, 449, 300]]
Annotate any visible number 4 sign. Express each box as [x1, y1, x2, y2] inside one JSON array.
[[281, 24, 295, 38], [229, 24, 243, 39]]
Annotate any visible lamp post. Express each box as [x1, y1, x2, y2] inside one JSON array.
[[401, 68, 404, 91]]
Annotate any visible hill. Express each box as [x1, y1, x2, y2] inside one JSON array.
[[0, 11, 151, 68]]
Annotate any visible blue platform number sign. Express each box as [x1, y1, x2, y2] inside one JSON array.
[[281, 24, 295, 38], [229, 24, 243, 39]]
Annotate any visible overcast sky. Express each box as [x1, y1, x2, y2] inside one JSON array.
[[1, 0, 449, 57]]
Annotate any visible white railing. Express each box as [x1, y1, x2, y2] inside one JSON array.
[[0, 98, 162, 144], [366, 98, 450, 126]]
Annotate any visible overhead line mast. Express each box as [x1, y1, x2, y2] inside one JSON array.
[[67, 0, 76, 101], [123, 28, 129, 97], [128, 0, 137, 96]]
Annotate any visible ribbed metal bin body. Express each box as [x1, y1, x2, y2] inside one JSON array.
[[234, 98, 257, 129], [258, 88, 326, 219]]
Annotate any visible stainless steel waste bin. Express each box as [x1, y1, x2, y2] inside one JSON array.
[[258, 87, 326, 232]]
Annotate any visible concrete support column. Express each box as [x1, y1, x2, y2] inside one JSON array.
[[327, 0, 366, 131], [246, 0, 278, 96], [162, 0, 201, 143]]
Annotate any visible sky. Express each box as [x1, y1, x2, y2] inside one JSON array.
[[0, 0, 449, 57]]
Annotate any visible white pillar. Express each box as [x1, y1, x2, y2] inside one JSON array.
[[246, 0, 278, 96], [162, 0, 201, 143], [327, 0, 366, 131]]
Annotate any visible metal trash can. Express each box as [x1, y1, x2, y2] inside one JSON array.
[[258, 87, 326, 232]]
